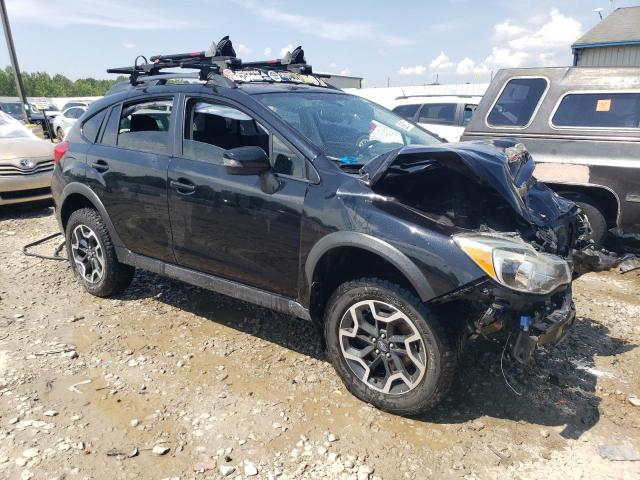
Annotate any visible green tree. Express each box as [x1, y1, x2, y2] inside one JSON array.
[[0, 66, 125, 97]]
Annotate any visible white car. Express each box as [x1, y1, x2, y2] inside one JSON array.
[[0, 112, 54, 205], [53, 106, 87, 140], [391, 96, 481, 142]]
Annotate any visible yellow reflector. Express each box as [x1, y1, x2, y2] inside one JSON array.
[[460, 245, 496, 278]]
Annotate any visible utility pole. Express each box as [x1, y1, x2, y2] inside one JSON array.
[[0, 0, 30, 120]]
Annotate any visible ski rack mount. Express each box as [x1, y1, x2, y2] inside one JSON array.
[[107, 36, 334, 89]]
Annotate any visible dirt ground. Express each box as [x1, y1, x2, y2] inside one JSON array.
[[1, 203, 639, 480]]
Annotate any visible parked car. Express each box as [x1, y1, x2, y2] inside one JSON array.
[[462, 67, 640, 243], [52, 42, 608, 415], [0, 111, 54, 205], [0, 101, 27, 123], [60, 101, 91, 111], [391, 96, 481, 142], [53, 106, 87, 140]]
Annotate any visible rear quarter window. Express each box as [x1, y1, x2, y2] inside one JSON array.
[[392, 104, 421, 119], [552, 92, 640, 129], [81, 109, 107, 143], [487, 77, 548, 128]]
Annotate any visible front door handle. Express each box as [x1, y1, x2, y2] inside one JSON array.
[[170, 178, 196, 194], [91, 159, 109, 173]]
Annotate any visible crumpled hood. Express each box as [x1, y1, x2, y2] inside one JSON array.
[[360, 138, 574, 227]]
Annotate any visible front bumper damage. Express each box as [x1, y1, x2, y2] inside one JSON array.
[[436, 280, 577, 364]]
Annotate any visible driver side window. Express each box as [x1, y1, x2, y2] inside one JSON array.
[[183, 99, 307, 179]]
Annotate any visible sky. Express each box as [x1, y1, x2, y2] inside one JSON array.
[[1, 0, 639, 87]]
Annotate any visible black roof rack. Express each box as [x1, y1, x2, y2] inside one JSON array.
[[107, 36, 334, 89]]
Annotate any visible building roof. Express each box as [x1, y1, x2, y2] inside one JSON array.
[[573, 6, 640, 48]]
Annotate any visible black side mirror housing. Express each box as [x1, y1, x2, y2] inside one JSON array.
[[223, 146, 270, 175]]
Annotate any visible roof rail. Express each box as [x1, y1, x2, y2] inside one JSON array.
[[107, 36, 333, 89]]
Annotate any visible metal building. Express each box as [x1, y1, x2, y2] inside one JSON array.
[[572, 6, 640, 67]]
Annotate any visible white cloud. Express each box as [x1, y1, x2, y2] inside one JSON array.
[[398, 65, 427, 76], [237, 44, 251, 56], [455, 57, 475, 75], [507, 9, 581, 52], [484, 46, 528, 69], [122, 42, 136, 49], [280, 44, 294, 58], [429, 52, 455, 72], [234, 0, 413, 46], [263, 47, 272, 57], [340, 68, 351, 76], [329, 62, 337, 68], [7, 0, 193, 29], [443, 8, 583, 80]]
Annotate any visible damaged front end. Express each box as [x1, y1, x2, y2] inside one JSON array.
[[361, 139, 618, 363]]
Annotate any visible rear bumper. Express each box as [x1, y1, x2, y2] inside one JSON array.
[[0, 172, 52, 205]]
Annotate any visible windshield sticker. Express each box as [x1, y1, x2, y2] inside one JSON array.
[[267, 71, 282, 82], [222, 68, 236, 82], [395, 119, 415, 132], [596, 99, 611, 112]]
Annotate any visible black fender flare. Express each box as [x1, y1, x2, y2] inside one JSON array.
[[304, 232, 435, 302], [59, 183, 124, 248]]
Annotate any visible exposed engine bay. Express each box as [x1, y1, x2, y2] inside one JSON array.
[[360, 140, 620, 363]]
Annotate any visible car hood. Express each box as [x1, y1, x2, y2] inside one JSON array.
[[359, 138, 573, 228], [0, 138, 54, 161]]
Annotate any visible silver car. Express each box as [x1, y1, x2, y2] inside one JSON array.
[[0, 112, 55, 205]]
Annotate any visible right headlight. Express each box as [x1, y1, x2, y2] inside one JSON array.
[[453, 233, 571, 294]]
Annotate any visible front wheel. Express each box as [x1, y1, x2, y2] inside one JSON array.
[[324, 278, 457, 416]]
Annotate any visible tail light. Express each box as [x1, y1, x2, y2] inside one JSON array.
[[369, 121, 377, 133], [53, 141, 69, 165]]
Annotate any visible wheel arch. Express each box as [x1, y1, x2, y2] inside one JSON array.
[[304, 232, 435, 322], [59, 183, 124, 247], [547, 182, 620, 228]]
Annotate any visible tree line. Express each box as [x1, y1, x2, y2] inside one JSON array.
[[0, 66, 126, 97]]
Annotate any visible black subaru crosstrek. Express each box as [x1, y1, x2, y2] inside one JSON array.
[[51, 40, 608, 415]]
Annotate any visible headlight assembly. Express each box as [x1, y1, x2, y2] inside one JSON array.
[[453, 233, 571, 294]]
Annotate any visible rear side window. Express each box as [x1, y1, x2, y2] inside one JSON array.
[[487, 78, 547, 127], [117, 99, 173, 154], [552, 93, 640, 129], [418, 103, 456, 124], [81, 109, 107, 143], [392, 104, 420, 119]]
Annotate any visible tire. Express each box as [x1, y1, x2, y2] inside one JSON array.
[[65, 208, 134, 297], [575, 201, 608, 244], [324, 278, 456, 416], [56, 127, 64, 141]]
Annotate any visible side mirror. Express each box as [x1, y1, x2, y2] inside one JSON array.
[[223, 146, 270, 175]]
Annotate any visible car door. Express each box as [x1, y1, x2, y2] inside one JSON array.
[[85, 97, 175, 262], [167, 96, 309, 298]]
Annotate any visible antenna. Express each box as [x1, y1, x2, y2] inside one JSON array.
[[594, 7, 604, 20]]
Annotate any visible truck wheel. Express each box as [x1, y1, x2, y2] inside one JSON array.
[[65, 208, 134, 297], [324, 278, 456, 416], [575, 201, 607, 244]]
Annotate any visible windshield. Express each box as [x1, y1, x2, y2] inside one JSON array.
[[1, 102, 23, 115], [256, 92, 441, 166], [0, 111, 36, 139]]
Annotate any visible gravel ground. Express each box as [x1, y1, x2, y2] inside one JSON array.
[[1, 203, 639, 480]]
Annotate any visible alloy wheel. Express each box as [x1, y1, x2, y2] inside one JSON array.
[[71, 224, 105, 284], [339, 300, 427, 395]]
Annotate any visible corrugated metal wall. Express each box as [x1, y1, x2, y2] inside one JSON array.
[[576, 45, 640, 67]]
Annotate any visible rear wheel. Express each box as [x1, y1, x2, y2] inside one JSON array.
[[56, 127, 64, 141], [65, 208, 134, 297], [575, 201, 608, 244], [324, 278, 456, 416]]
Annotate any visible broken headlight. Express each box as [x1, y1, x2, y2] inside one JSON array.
[[453, 234, 571, 294]]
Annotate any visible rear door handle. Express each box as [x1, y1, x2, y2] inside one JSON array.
[[91, 159, 109, 173], [170, 178, 196, 194]]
